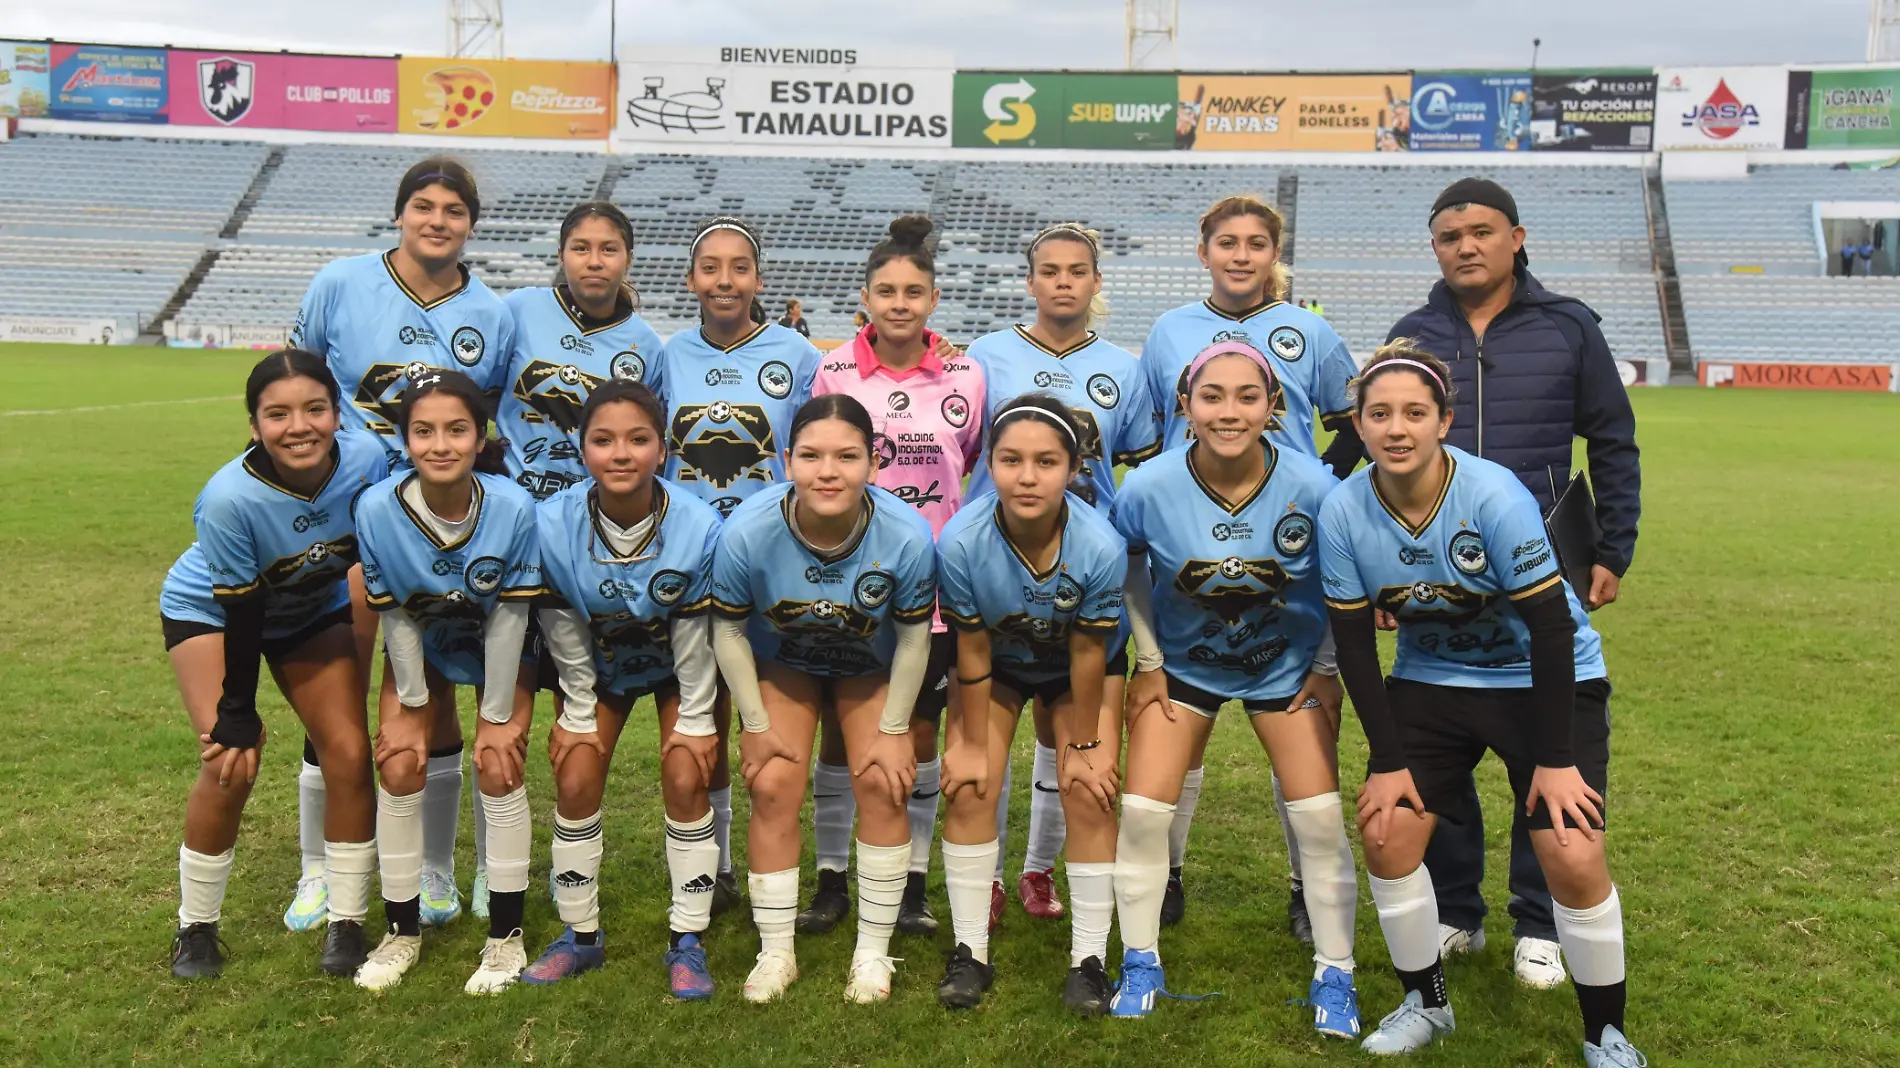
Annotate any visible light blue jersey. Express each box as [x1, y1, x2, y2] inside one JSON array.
[[290, 251, 515, 463], [1318, 445, 1605, 687], [497, 286, 667, 501], [535, 478, 721, 697], [356, 471, 545, 685], [964, 326, 1162, 512], [939, 491, 1127, 687], [650, 322, 821, 518], [710, 482, 936, 678], [1112, 441, 1336, 701], [1141, 300, 1357, 457], [160, 431, 390, 635]]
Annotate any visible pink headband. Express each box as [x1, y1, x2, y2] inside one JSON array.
[[1184, 340, 1278, 392], [1362, 358, 1446, 395]]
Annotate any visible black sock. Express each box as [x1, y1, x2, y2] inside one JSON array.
[[427, 742, 464, 759], [489, 890, 526, 938], [385, 896, 420, 937], [1396, 961, 1449, 1009], [303, 736, 320, 767], [1169, 865, 1182, 880], [1575, 980, 1626, 1046], [668, 930, 690, 950], [575, 929, 602, 947]]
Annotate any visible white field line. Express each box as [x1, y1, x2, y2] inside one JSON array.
[[1, 395, 240, 417]]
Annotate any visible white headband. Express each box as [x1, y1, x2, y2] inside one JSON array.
[[1363, 357, 1447, 395], [994, 405, 1078, 445], [691, 221, 759, 258]]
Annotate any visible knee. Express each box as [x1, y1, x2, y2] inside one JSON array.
[[660, 756, 704, 809], [196, 763, 257, 809], [749, 762, 805, 822], [555, 766, 605, 816], [1536, 844, 1608, 903], [316, 733, 371, 781], [378, 753, 427, 796]]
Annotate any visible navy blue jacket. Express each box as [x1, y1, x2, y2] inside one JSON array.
[[1385, 268, 1640, 576]]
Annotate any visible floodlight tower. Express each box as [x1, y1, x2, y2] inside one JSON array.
[[1873, 0, 1900, 61], [449, 0, 506, 59], [1126, 0, 1179, 70]]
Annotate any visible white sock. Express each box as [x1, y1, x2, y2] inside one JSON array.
[[325, 839, 375, 924], [1067, 861, 1115, 967], [812, 762, 855, 873], [178, 845, 233, 925], [298, 754, 326, 874], [853, 839, 911, 960], [1169, 767, 1204, 869], [1554, 886, 1626, 987], [664, 810, 719, 935], [942, 839, 999, 963], [552, 810, 605, 934], [1113, 794, 1175, 954], [908, 759, 942, 874], [480, 786, 532, 896], [1273, 773, 1304, 887], [993, 759, 1012, 880], [1024, 743, 1066, 873], [750, 868, 798, 954], [471, 768, 490, 874], [422, 748, 462, 877], [376, 787, 425, 904], [1368, 865, 1440, 973], [709, 785, 733, 876], [1284, 791, 1358, 973]]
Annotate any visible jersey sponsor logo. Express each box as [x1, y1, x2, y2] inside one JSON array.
[[759, 360, 794, 399], [513, 360, 605, 431], [763, 597, 881, 639], [648, 568, 690, 606], [1267, 325, 1306, 362], [1053, 574, 1083, 613], [1086, 373, 1121, 409], [854, 569, 896, 610], [1174, 555, 1291, 623], [942, 393, 971, 428], [1448, 530, 1487, 576], [1274, 512, 1313, 556], [1032, 368, 1077, 391], [671, 402, 775, 489], [710, 495, 743, 518], [704, 367, 745, 387], [559, 333, 590, 353], [517, 466, 583, 501], [432, 558, 456, 576], [1512, 549, 1552, 576], [890, 480, 945, 509], [611, 351, 646, 381], [599, 578, 622, 599], [1210, 520, 1255, 542], [260, 534, 357, 590], [451, 326, 486, 367], [398, 325, 439, 346], [1511, 537, 1548, 560], [291, 509, 332, 533], [1186, 633, 1290, 675], [587, 610, 670, 665], [465, 555, 507, 595], [1374, 581, 1491, 624], [993, 611, 1069, 647], [1398, 545, 1436, 566], [887, 390, 911, 412]]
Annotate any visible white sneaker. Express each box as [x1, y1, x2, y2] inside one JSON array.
[[843, 953, 897, 1004], [465, 929, 528, 995], [1513, 936, 1567, 989], [354, 928, 422, 990], [1360, 990, 1456, 1055], [743, 947, 799, 1003], [283, 863, 329, 932], [1438, 923, 1486, 956]]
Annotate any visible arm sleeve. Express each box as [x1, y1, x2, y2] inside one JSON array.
[[1122, 549, 1165, 672], [1326, 602, 1407, 773], [209, 596, 267, 748], [712, 615, 770, 733], [877, 618, 933, 735], [382, 606, 432, 708], [1517, 587, 1579, 767], [477, 601, 529, 725], [538, 606, 599, 734], [669, 614, 718, 737], [1568, 311, 1641, 577]]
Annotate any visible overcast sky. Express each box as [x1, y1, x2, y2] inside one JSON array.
[[4, 0, 1875, 69]]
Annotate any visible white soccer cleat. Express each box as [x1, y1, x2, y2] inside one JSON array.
[[1438, 923, 1486, 956], [354, 928, 422, 990], [1360, 989, 1456, 1055], [843, 953, 897, 1004], [1513, 936, 1567, 989], [465, 929, 528, 995], [743, 948, 799, 1003]]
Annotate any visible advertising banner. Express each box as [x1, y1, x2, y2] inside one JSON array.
[[617, 47, 952, 146], [0, 316, 129, 344], [1699, 361, 1896, 391], [166, 321, 290, 349], [49, 43, 167, 123], [1530, 71, 1656, 152], [1175, 73, 1412, 151], [1410, 72, 1532, 151], [951, 71, 1174, 149], [167, 51, 396, 131], [1654, 66, 1787, 150], [399, 57, 613, 138], [1786, 68, 1900, 149], [0, 42, 51, 118]]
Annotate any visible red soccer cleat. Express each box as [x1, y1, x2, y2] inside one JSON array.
[[988, 879, 1005, 933], [1017, 869, 1065, 920]]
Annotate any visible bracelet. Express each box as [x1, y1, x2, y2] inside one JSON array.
[[956, 671, 991, 686], [1066, 738, 1103, 752]]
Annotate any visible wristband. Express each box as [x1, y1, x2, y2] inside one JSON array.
[[1066, 738, 1102, 752], [956, 671, 992, 686], [210, 699, 264, 749]]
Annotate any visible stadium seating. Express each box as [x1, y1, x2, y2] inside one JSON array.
[[1678, 274, 1900, 363]]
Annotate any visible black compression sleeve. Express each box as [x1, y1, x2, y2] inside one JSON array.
[[1517, 587, 1579, 767], [1326, 603, 1407, 773], [210, 596, 267, 749], [1320, 420, 1367, 481]]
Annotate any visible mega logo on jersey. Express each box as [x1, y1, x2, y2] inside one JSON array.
[[671, 402, 776, 488]]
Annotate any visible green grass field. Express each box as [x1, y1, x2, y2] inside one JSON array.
[[1, 344, 1895, 1067]]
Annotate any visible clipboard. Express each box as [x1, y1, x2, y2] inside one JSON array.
[[1544, 472, 1599, 604]]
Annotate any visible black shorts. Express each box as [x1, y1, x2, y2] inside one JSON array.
[[160, 606, 355, 662], [1381, 676, 1613, 833], [598, 678, 682, 714], [993, 648, 1130, 709], [908, 629, 958, 726], [1164, 673, 1299, 720]]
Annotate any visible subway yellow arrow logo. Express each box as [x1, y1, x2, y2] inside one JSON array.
[[982, 78, 1037, 144]]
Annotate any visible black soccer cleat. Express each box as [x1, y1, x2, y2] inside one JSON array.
[[171, 922, 225, 980], [710, 870, 742, 919], [896, 871, 939, 936], [936, 943, 994, 1009], [319, 918, 369, 977], [1159, 867, 1186, 927], [1062, 954, 1113, 1017], [795, 868, 851, 935], [1287, 884, 1314, 945]]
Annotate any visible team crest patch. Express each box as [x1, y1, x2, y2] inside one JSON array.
[[941, 393, 970, 428], [854, 570, 896, 610], [1086, 373, 1120, 409], [198, 57, 254, 125], [1448, 531, 1487, 576], [1274, 512, 1313, 556], [465, 556, 506, 595], [648, 569, 690, 606], [599, 578, 620, 599], [611, 351, 645, 381], [1053, 574, 1083, 613], [872, 433, 898, 469], [758, 360, 793, 399], [1267, 325, 1306, 362], [451, 326, 485, 367]]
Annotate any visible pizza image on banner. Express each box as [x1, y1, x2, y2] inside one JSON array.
[[410, 63, 498, 131]]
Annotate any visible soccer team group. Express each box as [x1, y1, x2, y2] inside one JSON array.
[[157, 156, 1643, 1065]]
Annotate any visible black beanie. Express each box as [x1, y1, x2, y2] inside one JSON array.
[[1430, 177, 1528, 268]]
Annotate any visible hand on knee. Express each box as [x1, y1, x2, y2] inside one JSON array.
[[377, 756, 427, 796]]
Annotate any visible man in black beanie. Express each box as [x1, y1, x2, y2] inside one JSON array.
[[1380, 176, 1641, 993]]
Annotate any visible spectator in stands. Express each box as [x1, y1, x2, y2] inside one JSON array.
[[1856, 238, 1876, 276], [1840, 237, 1858, 277], [1382, 176, 1641, 994], [779, 298, 812, 338]]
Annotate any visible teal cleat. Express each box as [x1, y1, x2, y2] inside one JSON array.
[[471, 868, 490, 920], [419, 869, 462, 927], [1583, 1026, 1647, 1068], [1360, 990, 1455, 1054], [283, 864, 329, 932]]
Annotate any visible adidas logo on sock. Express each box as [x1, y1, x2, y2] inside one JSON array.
[[681, 874, 716, 894], [554, 870, 594, 889]]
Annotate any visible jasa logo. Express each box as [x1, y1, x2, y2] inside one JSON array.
[[1682, 78, 1758, 140]]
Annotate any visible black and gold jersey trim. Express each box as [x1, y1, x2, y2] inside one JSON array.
[[242, 442, 342, 503], [1013, 324, 1100, 359], [1201, 298, 1285, 323], [1370, 452, 1456, 540], [993, 501, 1066, 584], [499, 585, 549, 601], [1185, 439, 1277, 516], [1324, 596, 1370, 612], [710, 596, 752, 620], [702, 320, 769, 354], [589, 484, 668, 561], [364, 588, 399, 609], [395, 472, 485, 551], [781, 489, 875, 565], [382, 250, 471, 311], [1507, 573, 1563, 602], [211, 579, 263, 601], [943, 607, 985, 630], [893, 603, 936, 624], [556, 284, 636, 336], [1114, 438, 1164, 467], [1319, 408, 1355, 431], [1073, 615, 1120, 633], [676, 595, 714, 617]]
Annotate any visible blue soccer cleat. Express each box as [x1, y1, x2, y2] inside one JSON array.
[[1583, 1025, 1647, 1068], [1309, 966, 1362, 1039], [665, 934, 715, 1000], [521, 927, 605, 986], [1109, 948, 1165, 1018]]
